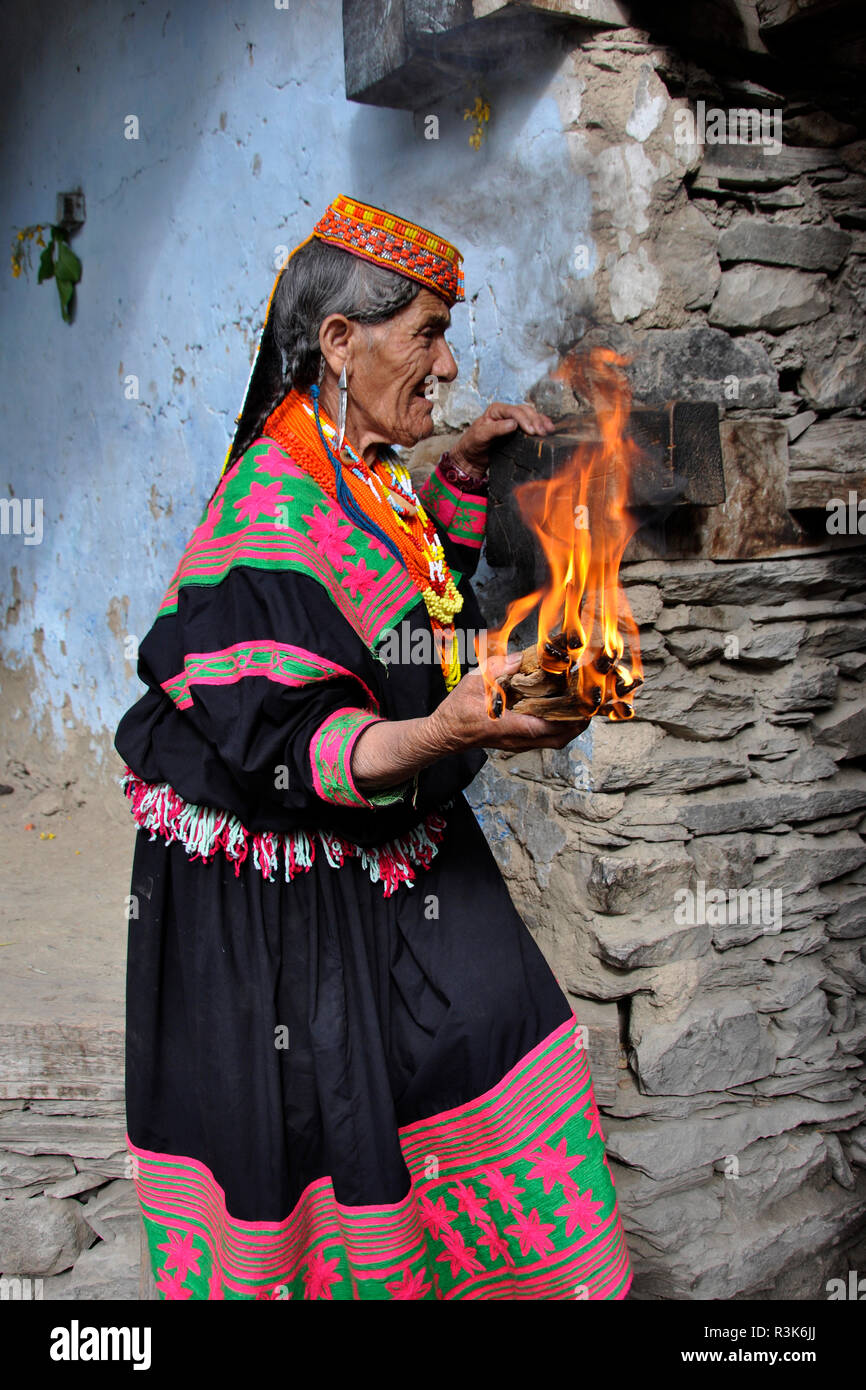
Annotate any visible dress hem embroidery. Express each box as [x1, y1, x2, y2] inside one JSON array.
[[129, 1016, 633, 1301]]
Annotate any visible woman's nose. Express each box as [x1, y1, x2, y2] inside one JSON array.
[[434, 340, 458, 384]]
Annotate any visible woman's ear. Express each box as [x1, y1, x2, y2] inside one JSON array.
[[319, 313, 353, 377]]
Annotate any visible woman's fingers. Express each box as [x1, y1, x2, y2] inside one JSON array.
[[451, 657, 590, 751], [497, 711, 587, 739], [483, 719, 590, 752], [485, 649, 523, 680], [487, 402, 556, 436]]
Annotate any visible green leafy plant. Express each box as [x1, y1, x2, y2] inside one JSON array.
[[11, 223, 82, 322]]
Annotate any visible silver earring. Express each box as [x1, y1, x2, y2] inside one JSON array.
[[337, 365, 348, 453]]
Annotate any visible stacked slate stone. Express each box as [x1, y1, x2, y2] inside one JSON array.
[[616, 560, 865, 1298], [466, 20, 866, 1300], [0, 1081, 143, 1298], [0, 767, 145, 1299], [469, 553, 866, 1298]]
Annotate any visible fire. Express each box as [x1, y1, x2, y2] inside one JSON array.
[[481, 347, 644, 721]]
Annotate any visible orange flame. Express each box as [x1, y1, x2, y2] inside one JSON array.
[[483, 347, 644, 721]]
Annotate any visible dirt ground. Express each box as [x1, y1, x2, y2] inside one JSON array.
[[0, 757, 136, 1042]]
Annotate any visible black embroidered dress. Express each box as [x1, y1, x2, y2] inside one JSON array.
[[115, 411, 632, 1301]]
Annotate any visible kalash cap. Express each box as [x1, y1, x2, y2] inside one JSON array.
[[312, 194, 465, 306]]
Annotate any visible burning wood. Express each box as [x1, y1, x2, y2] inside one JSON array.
[[496, 634, 643, 721], [480, 347, 645, 725]]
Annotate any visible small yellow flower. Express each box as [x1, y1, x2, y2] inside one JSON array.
[[17, 230, 25, 241]]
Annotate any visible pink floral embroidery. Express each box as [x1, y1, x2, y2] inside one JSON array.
[[476, 1223, 515, 1266], [481, 1166, 525, 1215], [555, 1187, 606, 1239], [234, 479, 285, 526], [131, 1017, 633, 1303], [386, 1265, 433, 1300], [341, 555, 379, 599], [157, 1229, 201, 1281], [448, 1179, 489, 1226], [156, 1265, 193, 1300], [582, 1094, 605, 1141], [302, 1247, 342, 1300], [418, 1194, 458, 1238], [255, 444, 303, 479], [522, 1137, 587, 1194], [303, 504, 356, 569], [367, 533, 393, 560], [503, 1208, 557, 1259], [197, 495, 223, 542], [435, 1228, 484, 1278]]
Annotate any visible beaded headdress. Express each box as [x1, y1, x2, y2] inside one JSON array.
[[313, 195, 464, 307]]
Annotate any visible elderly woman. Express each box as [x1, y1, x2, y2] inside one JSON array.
[[115, 195, 632, 1301]]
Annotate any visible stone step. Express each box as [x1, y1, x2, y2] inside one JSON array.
[[0, 1024, 124, 1103]]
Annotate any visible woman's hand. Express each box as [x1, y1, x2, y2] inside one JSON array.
[[428, 650, 589, 753], [450, 402, 556, 479], [351, 652, 588, 795]]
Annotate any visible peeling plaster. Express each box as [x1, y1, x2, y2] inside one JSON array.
[[555, 41, 718, 331], [609, 243, 662, 322], [593, 141, 658, 237], [1, 0, 594, 754], [626, 63, 666, 143]]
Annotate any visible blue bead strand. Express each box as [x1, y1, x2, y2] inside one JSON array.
[[309, 385, 406, 570]]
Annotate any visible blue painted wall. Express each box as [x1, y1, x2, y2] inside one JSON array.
[[0, 0, 591, 760]]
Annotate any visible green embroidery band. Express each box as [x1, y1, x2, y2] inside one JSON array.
[[128, 1017, 632, 1300], [159, 640, 380, 713], [309, 707, 385, 808], [157, 441, 421, 648], [418, 467, 487, 551]]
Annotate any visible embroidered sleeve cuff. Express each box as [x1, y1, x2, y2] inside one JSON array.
[[309, 707, 391, 809], [367, 779, 413, 806], [418, 461, 488, 551]]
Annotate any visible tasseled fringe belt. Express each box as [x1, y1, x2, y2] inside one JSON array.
[[119, 768, 450, 898]]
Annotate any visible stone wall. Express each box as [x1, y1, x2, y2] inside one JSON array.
[[468, 552, 866, 1297], [0, 1101, 141, 1300], [460, 16, 866, 1298]]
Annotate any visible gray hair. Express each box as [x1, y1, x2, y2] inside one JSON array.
[[273, 237, 421, 389], [223, 239, 421, 472]]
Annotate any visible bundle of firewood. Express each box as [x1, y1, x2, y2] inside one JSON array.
[[489, 631, 642, 721]]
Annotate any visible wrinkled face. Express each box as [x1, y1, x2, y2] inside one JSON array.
[[348, 287, 458, 448]]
